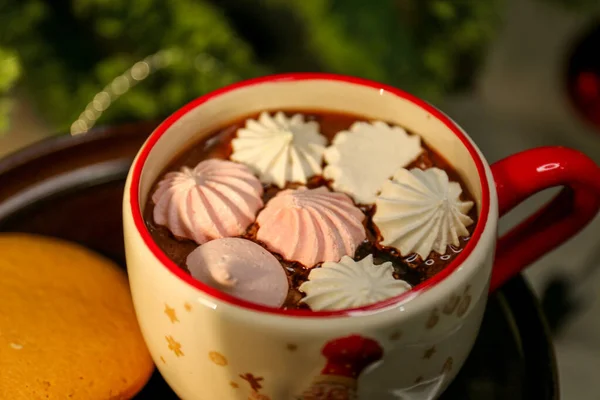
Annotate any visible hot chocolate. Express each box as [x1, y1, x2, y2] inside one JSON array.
[[143, 110, 478, 311]]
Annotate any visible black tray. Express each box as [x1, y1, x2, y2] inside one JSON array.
[[0, 125, 559, 399]]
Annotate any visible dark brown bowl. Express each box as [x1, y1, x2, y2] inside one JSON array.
[[0, 123, 558, 399]]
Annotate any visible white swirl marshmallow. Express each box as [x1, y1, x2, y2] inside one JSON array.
[[231, 111, 327, 188], [373, 167, 474, 258], [299, 254, 411, 311]]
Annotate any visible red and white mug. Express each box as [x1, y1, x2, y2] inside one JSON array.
[[123, 73, 600, 399]]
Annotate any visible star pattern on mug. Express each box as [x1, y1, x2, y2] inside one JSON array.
[[425, 308, 440, 329], [164, 303, 179, 323], [442, 357, 454, 374], [456, 286, 472, 318], [249, 391, 271, 400], [208, 351, 228, 366], [286, 343, 298, 352], [184, 302, 193, 312], [423, 346, 436, 359], [240, 373, 264, 392], [442, 294, 461, 315], [166, 335, 184, 357]]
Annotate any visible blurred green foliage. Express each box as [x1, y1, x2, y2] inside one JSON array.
[[0, 0, 263, 133], [0, 48, 20, 132], [540, 0, 600, 12], [262, 0, 501, 99], [0, 0, 503, 133]]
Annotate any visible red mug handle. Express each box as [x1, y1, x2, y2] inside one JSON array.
[[490, 146, 600, 292]]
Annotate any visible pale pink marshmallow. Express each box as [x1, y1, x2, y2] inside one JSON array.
[[186, 238, 289, 307], [152, 159, 263, 244], [256, 186, 366, 268]]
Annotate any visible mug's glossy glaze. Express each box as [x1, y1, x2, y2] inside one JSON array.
[[123, 74, 600, 399]]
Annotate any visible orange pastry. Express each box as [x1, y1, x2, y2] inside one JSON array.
[[0, 234, 153, 399]]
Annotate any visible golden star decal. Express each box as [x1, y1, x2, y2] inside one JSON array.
[[249, 391, 271, 400], [208, 351, 228, 366], [164, 303, 179, 323], [240, 373, 264, 392], [230, 381, 239, 389], [442, 294, 460, 315], [184, 302, 192, 312], [423, 346, 436, 359], [166, 335, 184, 357], [425, 308, 439, 329], [286, 343, 298, 352], [442, 357, 454, 373]]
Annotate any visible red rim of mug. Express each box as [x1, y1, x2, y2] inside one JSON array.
[[129, 73, 491, 318]]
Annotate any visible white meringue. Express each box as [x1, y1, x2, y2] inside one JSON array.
[[256, 186, 366, 268], [299, 254, 411, 311], [230, 111, 327, 188], [152, 159, 264, 244], [373, 167, 474, 258], [323, 120, 423, 204]]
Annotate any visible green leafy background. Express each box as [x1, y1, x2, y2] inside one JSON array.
[[0, 0, 594, 134]]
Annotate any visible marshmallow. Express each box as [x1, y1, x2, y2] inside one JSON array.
[[186, 238, 289, 308]]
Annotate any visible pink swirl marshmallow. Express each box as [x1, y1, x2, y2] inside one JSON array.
[[152, 159, 263, 244], [256, 186, 366, 268]]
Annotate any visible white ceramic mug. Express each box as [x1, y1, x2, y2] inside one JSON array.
[[123, 73, 600, 400]]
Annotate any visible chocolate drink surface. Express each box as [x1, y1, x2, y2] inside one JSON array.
[[144, 110, 478, 310]]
